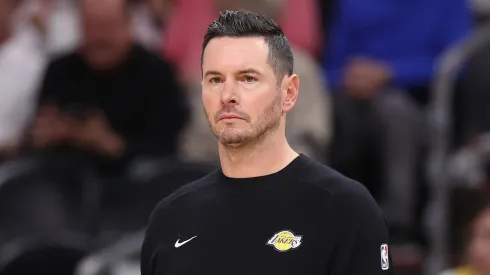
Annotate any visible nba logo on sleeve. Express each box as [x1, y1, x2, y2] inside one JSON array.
[[380, 244, 389, 270]]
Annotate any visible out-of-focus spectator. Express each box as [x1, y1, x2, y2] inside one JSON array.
[[441, 202, 490, 275], [162, 0, 322, 82], [0, 0, 49, 159], [17, 0, 172, 56], [324, 0, 471, 104], [30, 0, 189, 174], [323, 0, 472, 243], [180, 0, 331, 162]]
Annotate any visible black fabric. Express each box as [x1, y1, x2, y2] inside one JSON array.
[[141, 155, 394, 275], [36, 44, 189, 174]]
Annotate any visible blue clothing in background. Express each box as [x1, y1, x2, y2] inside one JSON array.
[[322, 0, 472, 89]]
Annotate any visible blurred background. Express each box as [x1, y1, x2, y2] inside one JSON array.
[[0, 0, 489, 274]]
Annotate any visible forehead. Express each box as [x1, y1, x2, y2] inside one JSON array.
[[202, 37, 271, 73]]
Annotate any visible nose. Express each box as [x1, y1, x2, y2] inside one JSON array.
[[220, 80, 239, 106]]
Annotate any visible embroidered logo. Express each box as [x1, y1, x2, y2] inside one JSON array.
[[381, 244, 389, 270], [266, 230, 302, 252]]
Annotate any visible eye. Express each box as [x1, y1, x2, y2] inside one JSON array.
[[241, 76, 257, 83], [209, 77, 223, 84]]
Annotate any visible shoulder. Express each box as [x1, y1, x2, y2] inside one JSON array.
[[131, 44, 176, 73], [299, 157, 372, 198], [130, 45, 180, 91], [45, 51, 81, 72], [149, 170, 221, 217], [144, 170, 220, 235], [299, 157, 382, 219]]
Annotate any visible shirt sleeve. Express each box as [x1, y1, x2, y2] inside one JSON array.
[[141, 188, 184, 275], [141, 199, 170, 275], [330, 185, 395, 275]]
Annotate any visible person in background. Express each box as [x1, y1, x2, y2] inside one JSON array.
[[441, 202, 490, 275], [323, 0, 472, 244], [180, 0, 331, 162], [142, 10, 393, 275], [31, 0, 189, 175], [0, 0, 50, 160], [161, 0, 321, 82]]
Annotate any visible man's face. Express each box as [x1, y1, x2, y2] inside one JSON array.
[[81, 0, 131, 70], [201, 37, 284, 148], [469, 209, 490, 274]]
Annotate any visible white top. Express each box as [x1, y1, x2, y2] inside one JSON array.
[[0, 25, 47, 147]]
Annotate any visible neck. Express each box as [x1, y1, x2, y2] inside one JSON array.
[[219, 122, 299, 178]]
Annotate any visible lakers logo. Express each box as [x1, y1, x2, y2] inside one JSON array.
[[266, 230, 302, 252]]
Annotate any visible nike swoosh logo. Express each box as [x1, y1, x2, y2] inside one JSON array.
[[174, 236, 197, 248]]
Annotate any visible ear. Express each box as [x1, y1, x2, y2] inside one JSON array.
[[281, 74, 299, 114]]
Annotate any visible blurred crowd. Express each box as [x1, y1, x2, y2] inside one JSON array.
[[0, 0, 490, 274]]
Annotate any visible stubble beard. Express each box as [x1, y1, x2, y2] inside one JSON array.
[[206, 94, 283, 150]]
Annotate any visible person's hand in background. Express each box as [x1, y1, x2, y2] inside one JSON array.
[[72, 110, 126, 158], [343, 57, 392, 99], [31, 105, 74, 149]]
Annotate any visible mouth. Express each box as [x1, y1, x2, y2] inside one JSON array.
[[217, 113, 245, 121]]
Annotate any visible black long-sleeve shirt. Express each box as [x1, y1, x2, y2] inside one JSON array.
[[37, 44, 189, 163], [141, 154, 394, 275]]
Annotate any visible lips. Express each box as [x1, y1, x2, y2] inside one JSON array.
[[218, 113, 245, 121]]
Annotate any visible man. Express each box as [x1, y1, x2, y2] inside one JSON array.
[[323, 0, 471, 243], [22, 0, 187, 238], [440, 201, 490, 275], [141, 10, 393, 275], [32, 0, 188, 172]]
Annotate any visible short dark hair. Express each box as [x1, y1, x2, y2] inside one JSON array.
[[201, 10, 294, 81]]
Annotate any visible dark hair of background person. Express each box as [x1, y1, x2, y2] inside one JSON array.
[[453, 196, 490, 265], [201, 9, 294, 82]]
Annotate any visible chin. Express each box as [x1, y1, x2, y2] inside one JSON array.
[[215, 128, 250, 145]]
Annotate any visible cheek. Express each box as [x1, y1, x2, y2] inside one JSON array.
[[248, 97, 273, 121], [202, 91, 219, 116]]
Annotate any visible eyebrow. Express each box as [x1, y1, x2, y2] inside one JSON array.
[[203, 70, 222, 78], [203, 68, 263, 78], [237, 69, 262, 75]]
